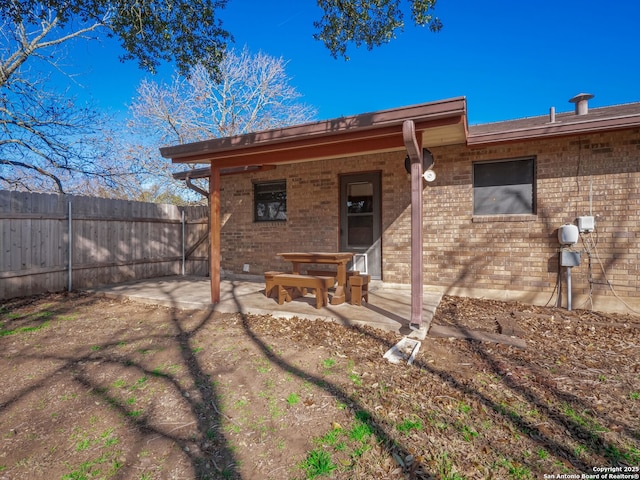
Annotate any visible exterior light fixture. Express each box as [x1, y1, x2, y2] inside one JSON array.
[[422, 169, 436, 182], [404, 148, 435, 181]]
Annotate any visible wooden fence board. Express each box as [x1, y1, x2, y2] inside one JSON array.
[[0, 191, 209, 299]]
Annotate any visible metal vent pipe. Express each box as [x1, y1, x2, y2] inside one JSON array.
[[569, 93, 594, 115]]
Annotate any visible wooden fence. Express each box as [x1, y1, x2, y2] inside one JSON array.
[[0, 191, 209, 300]]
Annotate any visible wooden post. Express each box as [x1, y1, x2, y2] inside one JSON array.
[[210, 166, 221, 303], [402, 120, 424, 328]]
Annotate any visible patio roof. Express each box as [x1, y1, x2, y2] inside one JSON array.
[[160, 97, 468, 166], [160, 96, 640, 165]]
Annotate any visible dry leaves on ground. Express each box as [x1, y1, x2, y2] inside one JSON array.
[[0, 292, 638, 479]]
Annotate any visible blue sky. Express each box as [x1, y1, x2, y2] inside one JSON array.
[[68, 0, 639, 126]]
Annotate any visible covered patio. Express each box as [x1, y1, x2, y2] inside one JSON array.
[[160, 98, 469, 331], [89, 276, 442, 337], [89, 276, 526, 346]]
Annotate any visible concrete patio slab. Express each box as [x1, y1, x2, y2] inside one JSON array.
[[88, 275, 442, 336]]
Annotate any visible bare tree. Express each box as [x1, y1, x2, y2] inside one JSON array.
[[0, 64, 126, 193], [0, 0, 231, 194], [126, 48, 317, 201], [0, 0, 442, 195]]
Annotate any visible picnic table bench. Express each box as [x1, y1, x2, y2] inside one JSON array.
[[271, 273, 335, 309], [277, 252, 354, 305]]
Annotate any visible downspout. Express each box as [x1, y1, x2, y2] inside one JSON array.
[[185, 176, 209, 198], [182, 175, 211, 284], [402, 120, 424, 330]]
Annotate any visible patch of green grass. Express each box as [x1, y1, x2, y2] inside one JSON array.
[[254, 357, 272, 374], [152, 363, 181, 377], [458, 424, 478, 442], [129, 376, 148, 391], [437, 453, 465, 480], [103, 436, 119, 448], [63, 429, 122, 480], [225, 423, 241, 434], [605, 444, 640, 465], [536, 448, 549, 459], [396, 417, 423, 434], [151, 367, 167, 377], [111, 379, 127, 389], [268, 398, 285, 419], [348, 412, 373, 444], [299, 448, 336, 479], [286, 392, 300, 406], [499, 458, 532, 479], [348, 372, 362, 386], [0, 319, 50, 336], [457, 401, 472, 415], [90, 345, 101, 351], [562, 404, 607, 434], [300, 410, 379, 477], [234, 398, 249, 408], [322, 358, 336, 369], [317, 427, 342, 447], [76, 438, 91, 452], [629, 391, 640, 400]]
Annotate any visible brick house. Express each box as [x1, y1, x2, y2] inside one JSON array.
[[161, 94, 640, 315]]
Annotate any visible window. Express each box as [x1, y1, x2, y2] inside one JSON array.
[[346, 181, 374, 247], [254, 180, 286, 222], [473, 158, 535, 215]]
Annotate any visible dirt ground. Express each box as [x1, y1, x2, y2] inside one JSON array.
[[0, 291, 639, 480]]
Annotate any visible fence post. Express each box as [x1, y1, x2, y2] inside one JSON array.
[[181, 208, 185, 276], [67, 199, 72, 291]]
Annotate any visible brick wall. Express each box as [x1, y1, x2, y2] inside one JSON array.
[[218, 127, 640, 313]]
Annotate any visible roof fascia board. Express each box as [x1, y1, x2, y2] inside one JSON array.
[[468, 114, 640, 146], [160, 97, 466, 163], [171, 116, 464, 167]]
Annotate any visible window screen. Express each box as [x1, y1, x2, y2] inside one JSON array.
[[254, 180, 286, 222], [473, 158, 535, 215]]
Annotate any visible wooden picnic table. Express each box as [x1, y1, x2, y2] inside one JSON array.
[[277, 252, 354, 305]]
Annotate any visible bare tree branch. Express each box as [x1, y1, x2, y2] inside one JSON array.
[[124, 48, 317, 202]]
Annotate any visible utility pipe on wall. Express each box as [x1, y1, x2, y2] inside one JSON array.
[[566, 266, 573, 311]]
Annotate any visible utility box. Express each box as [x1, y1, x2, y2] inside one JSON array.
[[558, 224, 579, 245], [560, 250, 581, 267], [577, 216, 595, 232]]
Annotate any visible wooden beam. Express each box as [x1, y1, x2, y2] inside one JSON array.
[[402, 120, 424, 329], [170, 117, 462, 167], [210, 167, 221, 303]]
